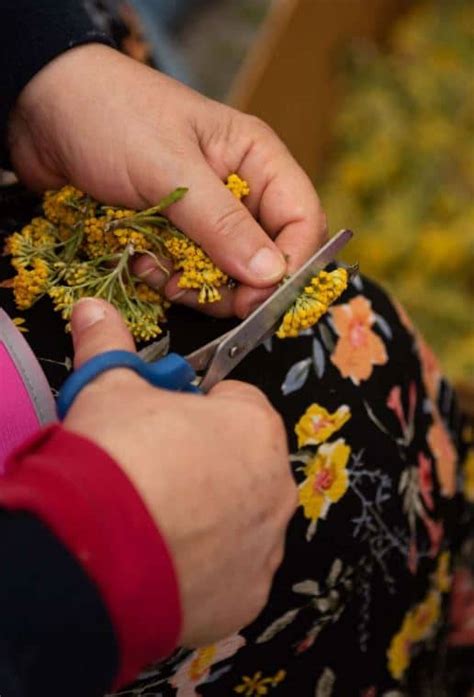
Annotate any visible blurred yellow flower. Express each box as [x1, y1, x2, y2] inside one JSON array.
[[320, 0, 474, 380], [387, 588, 441, 679], [434, 551, 452, 594]]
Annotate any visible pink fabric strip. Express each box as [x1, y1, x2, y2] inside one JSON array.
[[0, 310, 57, 474], [0, 343, 40, 474]]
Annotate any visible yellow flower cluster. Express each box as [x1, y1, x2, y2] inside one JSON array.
[[162, 232, 228, 304], [5, 173, 344, 341], [3, 175, 250, 340], [320, 0, 474, 378], [12, 258, 50, 310], [226, 173, 250, 200], [276, 267, 348, 338], [387, 551, 451, 679], [43, 185, 96, 227]]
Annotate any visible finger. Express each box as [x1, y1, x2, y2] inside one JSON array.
[[143, 157, 287, 288], [132, 253, 174, 290], [70, 297, 135, 368], [165, 274, 235, 317], [200, 115, 327, 317], [208, 379, 273, 407], [199, 112, 327, 258]]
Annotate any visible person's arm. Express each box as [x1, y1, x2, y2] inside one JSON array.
[[0, 511, 117, 697], [0, 424, 181, 696], [0, 298, 296, 695], [0, 0, 114, 166]]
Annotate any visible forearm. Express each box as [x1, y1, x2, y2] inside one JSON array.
[[0, 425, 181, 694], [0, 0, 114, 164]]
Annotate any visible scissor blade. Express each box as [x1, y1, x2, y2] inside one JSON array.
[[138, 334, 170, 363], [198, 228, 353, 391]]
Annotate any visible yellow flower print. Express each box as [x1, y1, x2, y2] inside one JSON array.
[[295, 403, 351, 448], [434, 551, 452, 594], [408, 589, 441, 642], [235, 669, 286, 696], [187, 646, 217, 681], [387, 623, 412, 680], [299, 439, 350, 540], [170, 634, 245, 696], [387, 589, 441, 679]]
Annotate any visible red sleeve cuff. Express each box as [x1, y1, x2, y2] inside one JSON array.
[[0, 424, 181, 688]]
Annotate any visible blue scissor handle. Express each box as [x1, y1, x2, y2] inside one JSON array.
[[57, 350, 200, 420]]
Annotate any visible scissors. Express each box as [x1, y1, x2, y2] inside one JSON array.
[[57, 228, 355, 419]]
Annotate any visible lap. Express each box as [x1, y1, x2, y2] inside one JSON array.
[[0, 192, 471, 696]]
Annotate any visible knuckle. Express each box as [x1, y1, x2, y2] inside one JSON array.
[[248, 398, 275, 429], [245, 114, 277, 140], [212, 205, 249, 239]]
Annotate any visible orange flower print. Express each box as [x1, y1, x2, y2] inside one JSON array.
[[330, 296, 388, 384], [393, 298, 415, 335], [170, 634, 245, 696], [417, 337, 441, 404], [418, 452, 434, 511], [427, 417, 457, 498], [295, 403, 351, 448], [299, 439, 350, 540]]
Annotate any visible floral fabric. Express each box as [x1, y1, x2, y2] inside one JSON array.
[[0, 188, 472, 696]]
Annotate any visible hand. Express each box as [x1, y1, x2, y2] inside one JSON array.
[[63, 298, 297, 646], [8, 44, 326, 318]]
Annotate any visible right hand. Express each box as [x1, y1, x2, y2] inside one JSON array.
[[64, 298, 297, 646]]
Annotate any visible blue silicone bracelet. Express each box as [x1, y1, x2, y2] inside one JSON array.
[[56, 350, 199, 420]]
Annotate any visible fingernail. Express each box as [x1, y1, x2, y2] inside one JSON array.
[[248, 247, 286, 282], [168, 289, 187, 302], [137, 266, 169, 289], [71, 298, 106, 335]]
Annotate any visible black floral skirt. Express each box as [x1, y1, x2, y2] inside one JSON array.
[[0, 187, 473, 697]]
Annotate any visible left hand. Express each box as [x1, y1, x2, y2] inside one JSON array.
[[8, 44, 327, 318]]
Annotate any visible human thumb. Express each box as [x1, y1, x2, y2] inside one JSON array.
[[70, 298, 136, 369]]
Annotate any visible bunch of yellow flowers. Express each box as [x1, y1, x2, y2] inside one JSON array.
[[4, 176, 348, 342], [321, 0, 474, 379], [4, 184, 232, 341]]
